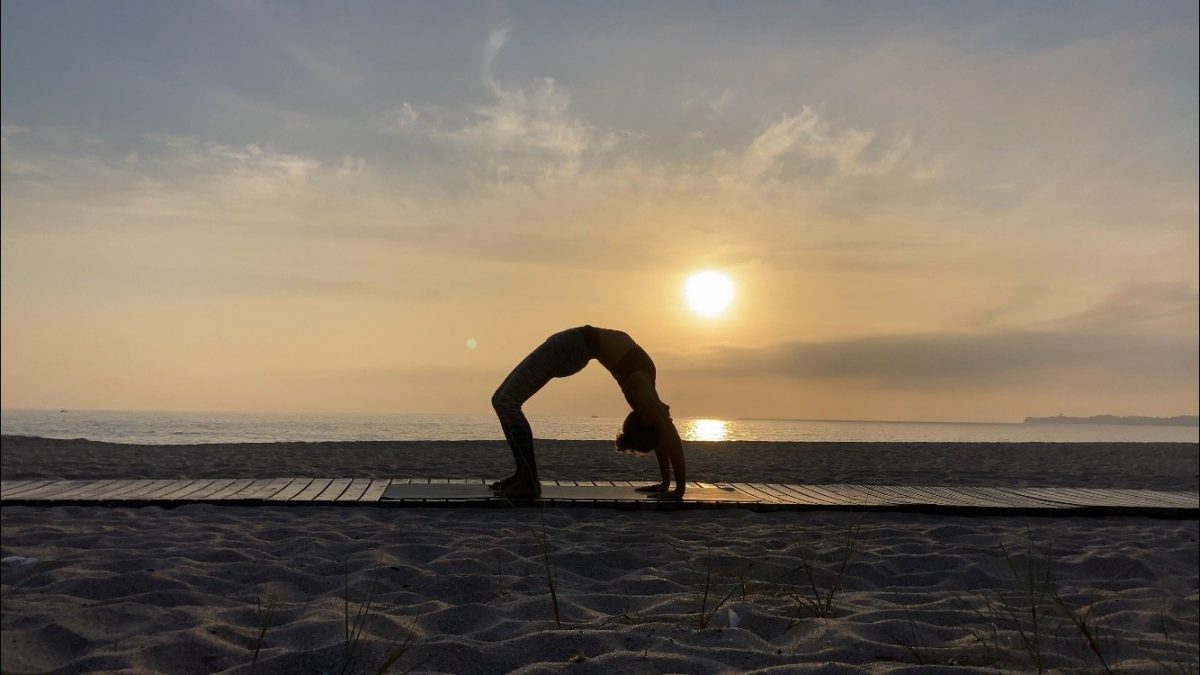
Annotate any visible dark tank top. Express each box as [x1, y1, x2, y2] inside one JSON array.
[[577, 325, 657, 388]]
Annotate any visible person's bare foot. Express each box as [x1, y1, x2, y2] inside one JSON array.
[[489, 474, 521, 490], [494, 478, 541, 498]]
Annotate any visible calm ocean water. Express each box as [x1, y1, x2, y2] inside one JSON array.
[[2, 409, 1196, 445]]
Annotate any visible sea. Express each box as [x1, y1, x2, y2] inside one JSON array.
[[2, 409, 1196, 445]]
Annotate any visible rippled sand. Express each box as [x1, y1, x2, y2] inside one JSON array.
[[2, 437, 1197, 673]]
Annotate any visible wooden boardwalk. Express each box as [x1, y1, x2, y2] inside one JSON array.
[[1, 478, 1196, 517]]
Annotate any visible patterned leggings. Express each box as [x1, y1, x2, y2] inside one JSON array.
[[491, 328, 591, 476]]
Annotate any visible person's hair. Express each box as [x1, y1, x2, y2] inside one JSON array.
[[614, 409, 660, 453]]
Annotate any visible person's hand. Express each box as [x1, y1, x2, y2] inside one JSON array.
[[635, 482, 670, 493]]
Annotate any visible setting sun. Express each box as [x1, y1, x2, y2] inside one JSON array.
[[684, 271, 735, 318]]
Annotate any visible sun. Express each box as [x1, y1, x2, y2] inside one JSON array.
[[684, 270, 735, 318]]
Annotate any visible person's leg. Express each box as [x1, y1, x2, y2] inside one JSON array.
[[490, 329, 590, 495]]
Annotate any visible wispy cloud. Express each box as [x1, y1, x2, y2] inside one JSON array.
[[1047, 282, 1200, 335], [386, 102, 420, 134], [429, 26, 617, 182], [733, 107, 912, 185]]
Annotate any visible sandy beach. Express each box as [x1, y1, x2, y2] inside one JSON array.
[[2, 437, 1197, 673]]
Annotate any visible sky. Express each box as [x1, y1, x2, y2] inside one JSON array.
[[2, 1, 1197, 422]]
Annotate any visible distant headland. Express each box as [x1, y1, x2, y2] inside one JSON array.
[[1023, 414, 1199, 427]]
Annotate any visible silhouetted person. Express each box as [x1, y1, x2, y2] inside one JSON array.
[[490, 326, 686, 498]]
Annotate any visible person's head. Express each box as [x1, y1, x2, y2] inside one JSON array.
[[615, 410, 658, 453]]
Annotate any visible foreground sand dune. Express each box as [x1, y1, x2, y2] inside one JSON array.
[[2, 438, 1197, 673]]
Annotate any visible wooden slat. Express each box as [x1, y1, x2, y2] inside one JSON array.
[[845, 484, 908, 505], [775, 483, 841, 505], [740, 483, 789, 502], [88, 479, 153, 499], [949, 486, 1056, 508], [1, 480, 56, 498], [237, 478, 295, 500], [139, 480, 199, 501], [110, 479, 179, 500], [290, 478, 333, 501], [224, 479, 272, 500], [1094, 488, 1193, 508], [731, 483, 782, 504], [1051, 487, 1130, 507], [313, 478, 353, 501], [35, 479, 116, 501], [772, 484, 842, 505], [937, 486, 1014, 507], [784, 483, 841, 502], [0, 480, 38, 496], [891, 485, 965, 505], [358, 479, 392, 502], [1065, 487, 1172, 507], [804, 484, 885, 506], [9, 480, 92, 500], [1005, 487, 1101, 507], [157, 479, 217, 500], [763, 480, 820, 502], [86, 479, 139, 499], [184, 479, 238, 500], [841, 484, 905, 505], [1111, 489, 1199, 508], [206, 479, 257, 500], [990, 487, 1072, 508], [337, 478, 372, 502], [227, 478, 291, 501], [268, 478, 314, 502]]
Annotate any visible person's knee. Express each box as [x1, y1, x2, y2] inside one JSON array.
[[492, 389, 518, 415]]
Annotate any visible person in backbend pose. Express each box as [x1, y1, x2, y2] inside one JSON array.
[[490, 326, 686, 499]]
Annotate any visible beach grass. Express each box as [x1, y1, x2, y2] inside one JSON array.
[[249, 592, 278, 674], [778, 521, 861, 621]]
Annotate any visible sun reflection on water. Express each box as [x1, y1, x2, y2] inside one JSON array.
[[683, 418, 730, 442]]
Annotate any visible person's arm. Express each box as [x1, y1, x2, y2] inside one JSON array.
[[626, 376, 686, 497], [654, 416, 686, 497]]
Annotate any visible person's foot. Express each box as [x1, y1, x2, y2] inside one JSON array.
[[494, 478, 541, 498], [489, 474, 521, 490]]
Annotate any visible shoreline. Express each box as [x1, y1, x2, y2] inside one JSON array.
[[4, 435, 1197, 491]]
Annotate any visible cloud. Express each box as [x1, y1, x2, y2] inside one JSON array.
[[672, 285, 1199, 391], [425, 26, 618, 183], [732, 106, 913, 185], [1048, 282, 1199, 336], [482, 25, 511, 80], [677, 330, 1197, 390], [386, 102, 420, 134]]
